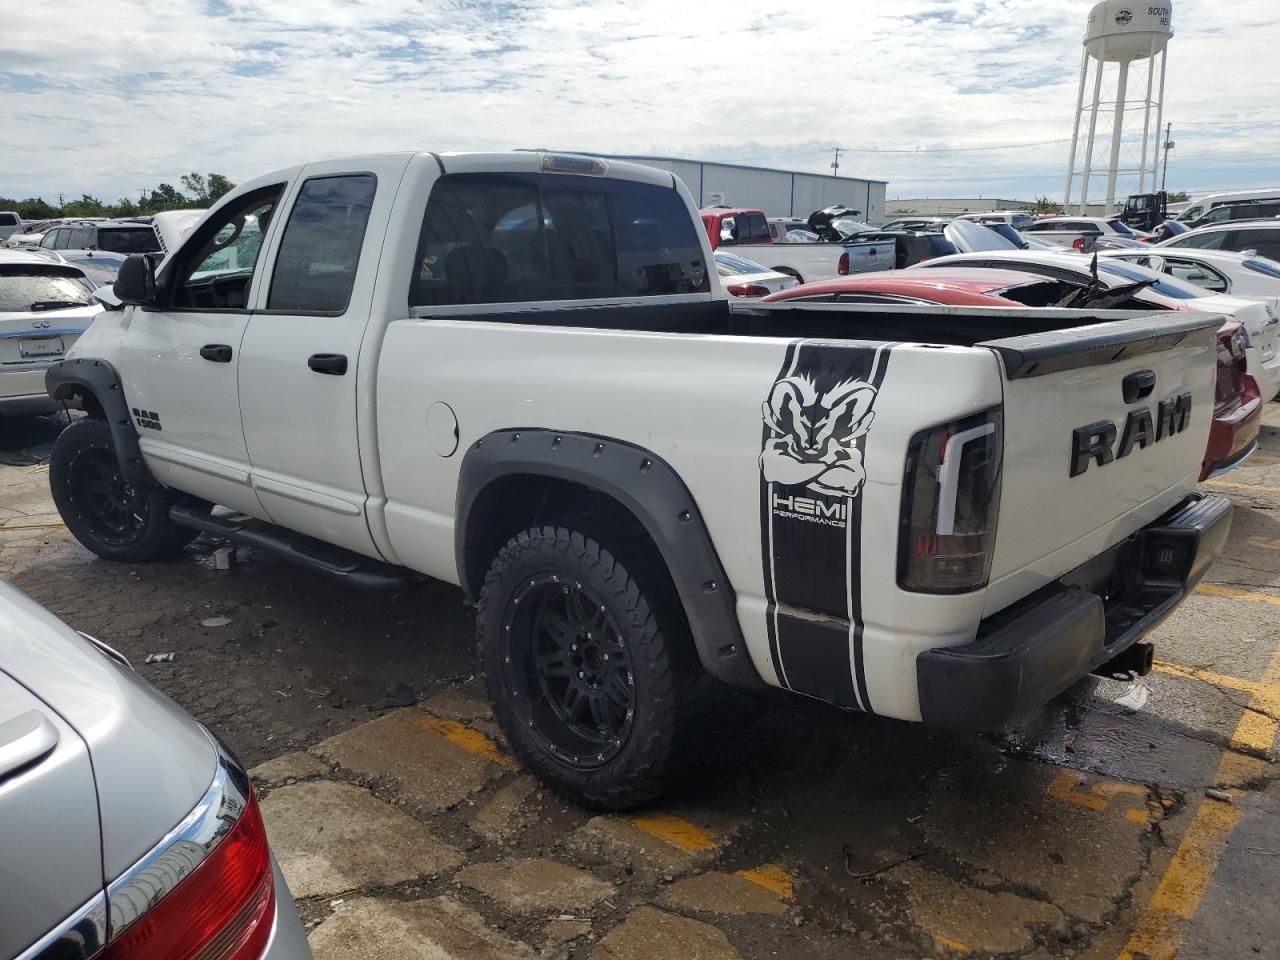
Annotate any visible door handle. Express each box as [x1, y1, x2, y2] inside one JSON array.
[[200, 344, 233, 363], [308, 353, 348, 376], [0, 710, 59, 783]]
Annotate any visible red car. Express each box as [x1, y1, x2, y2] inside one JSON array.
[[762, 272, 1262, 480]]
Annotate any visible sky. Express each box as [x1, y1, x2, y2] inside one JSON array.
[[1, 0, 1278, 204]]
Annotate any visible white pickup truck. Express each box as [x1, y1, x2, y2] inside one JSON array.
[[47, 151, 1230, 808], [704, 208, 894, 283]]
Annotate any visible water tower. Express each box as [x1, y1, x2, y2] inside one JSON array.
[[1063, 1, 1173, 214]]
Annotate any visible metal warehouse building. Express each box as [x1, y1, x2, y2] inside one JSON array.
[[594, 154, 889, 225]]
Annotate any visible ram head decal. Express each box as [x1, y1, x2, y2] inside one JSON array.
[[760, 374, 878, 498]]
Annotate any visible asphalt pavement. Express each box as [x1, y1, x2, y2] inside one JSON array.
[[1, 406, 1277, 960]]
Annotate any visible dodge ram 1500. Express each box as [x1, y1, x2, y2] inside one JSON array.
[[46, 151, 1230, 808]]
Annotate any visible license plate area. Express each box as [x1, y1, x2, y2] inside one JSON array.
[[19, 336, 64, 359]]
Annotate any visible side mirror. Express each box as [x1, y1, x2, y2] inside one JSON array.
[[113, 253, 158, 306]]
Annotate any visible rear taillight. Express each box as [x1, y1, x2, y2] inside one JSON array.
[[1073, 237, 1087, 252], [104, 755, 274, 960], [838, 252, 850, 274], [898, 409, 1003, 593], [725, 282, 772, 298]]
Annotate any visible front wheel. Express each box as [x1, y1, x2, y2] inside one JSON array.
[[477, 525, 691, 809], [49, 417, 196, 562]]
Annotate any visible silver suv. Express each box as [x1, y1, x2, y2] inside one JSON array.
[[38, 219, 162, 256], [0, 581, 311, 959]]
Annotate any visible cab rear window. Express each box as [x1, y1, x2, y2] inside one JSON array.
[[410, 173, 709, 307], [97, 228, 161, 254]]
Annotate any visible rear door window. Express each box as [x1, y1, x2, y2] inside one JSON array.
[[267, 174, 377, 313], [0, 213, 17, 227], [411, 173, 709, 307], [742, 214, 770, 241], [1163, 258, 1228, 292], [1168, 231, 1229, 251], [1233, 229, 1280, 260]]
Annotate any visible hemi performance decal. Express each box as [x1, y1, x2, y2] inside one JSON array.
[[758, 341, 896, 711]]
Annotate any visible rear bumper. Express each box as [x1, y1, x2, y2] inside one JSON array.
[[260, 857, 310, 959], [917, 494, 1231, 730]]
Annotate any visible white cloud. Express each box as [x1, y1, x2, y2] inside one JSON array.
[[1, 0, 1277, 202]]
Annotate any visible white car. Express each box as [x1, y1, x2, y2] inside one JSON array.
[[1155, 220, 1280, 263], [713, 250, 798, 299], [1176, 189, 1280, 227], [915, 249, 1280, 401], [1022, 216, 1149, 252], [1101, 248, 1280, 305], [0, 248, 102, 415]]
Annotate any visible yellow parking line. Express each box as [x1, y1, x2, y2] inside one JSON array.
[[1247, 536, 1280, 551], [1117, 643, 1280, 960], [627, 813, 721, 852], [933, 933, 972, 954], [734, 864, 795, 900], [418, 716, 516, 767], [1195, 583, 1280, 607], [1204, 480, 1280, 495], [1152, 660, 1259, 695], [1249, 453, 1280, 463], [0, 521, 65, 530]]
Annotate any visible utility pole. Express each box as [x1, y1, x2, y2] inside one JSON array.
[[57, 192, 64, 210], [831, 147, 843, 177], [1160, 122, 1174, 192]]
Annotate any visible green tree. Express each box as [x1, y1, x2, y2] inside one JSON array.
[[1030, 195, 1064, 215], [1166, 190, 1190, 204], [61, 194, 107, 218], [179, 172, 236, 206]]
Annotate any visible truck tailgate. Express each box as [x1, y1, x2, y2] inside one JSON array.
[[980, 312, 1222, 614]]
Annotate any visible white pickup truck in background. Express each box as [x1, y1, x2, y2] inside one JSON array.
[[701, 206, 896, 283], [48, 151, 1230, 809]]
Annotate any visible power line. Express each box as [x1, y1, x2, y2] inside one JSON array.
[[726, 138, 1073, 165]]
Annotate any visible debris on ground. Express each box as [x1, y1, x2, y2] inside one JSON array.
[[201, 616, 232, 628], [213, 546, 236, 570], [144, 652, 175, 663], [1205, 788, 1234, 803]]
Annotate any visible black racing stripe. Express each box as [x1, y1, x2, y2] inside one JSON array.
[[761, 339, 891, 709], [770, 614, 856, 708], [760, 340, 800, 688], [848, 343, 899, 713]]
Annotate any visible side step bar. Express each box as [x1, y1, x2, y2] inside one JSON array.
[[169, 502, 417, 591]]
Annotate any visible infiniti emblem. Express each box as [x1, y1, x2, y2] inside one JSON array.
[[31, 319, 51, 329]]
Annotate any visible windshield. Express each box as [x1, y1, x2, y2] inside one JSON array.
[[944, 218, 1018, 252], [0, 270, 94, 311], [1099, 260, 1207, 299], [714, 252, 768, 276], [832, 217, 872, 237], [97, 227, 160, 254]]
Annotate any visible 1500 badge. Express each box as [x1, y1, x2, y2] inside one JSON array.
[[1070, 392, 1191, 477]]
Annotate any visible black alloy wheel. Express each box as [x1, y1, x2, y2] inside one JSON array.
[[501, 575, 636, 768]]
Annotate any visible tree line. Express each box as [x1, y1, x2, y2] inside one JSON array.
[[0, 173, 235, 221]]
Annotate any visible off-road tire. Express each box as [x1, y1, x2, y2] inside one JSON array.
[[477, 524, 695, 810], [49, 417, 196, 562]]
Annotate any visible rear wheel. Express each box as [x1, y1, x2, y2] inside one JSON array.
[[477, 525, 690, 809], [49, 417, 196, 562]]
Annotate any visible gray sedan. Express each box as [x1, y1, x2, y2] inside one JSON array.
[[0, 580, 310, 960]]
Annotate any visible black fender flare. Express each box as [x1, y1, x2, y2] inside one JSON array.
[[456, 429, 763, 690], [45, 357, 156, 489]]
